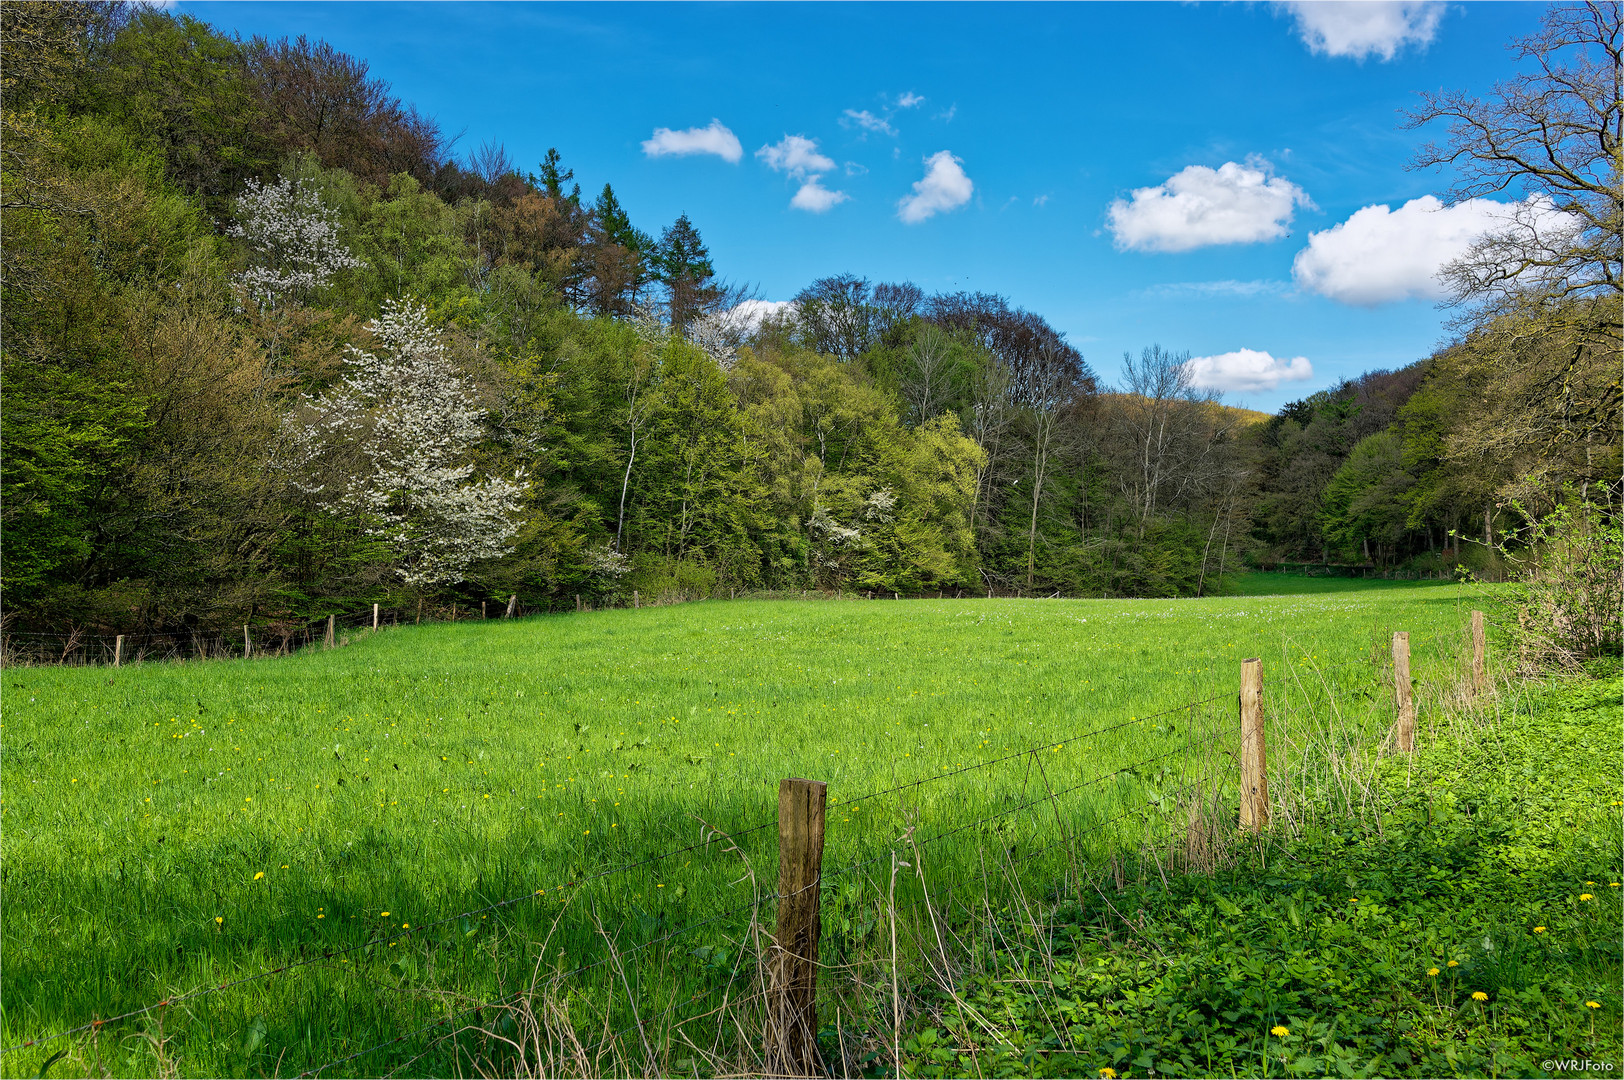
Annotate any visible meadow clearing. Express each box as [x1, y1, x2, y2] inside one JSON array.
[[2, 578, 1482, 1077]]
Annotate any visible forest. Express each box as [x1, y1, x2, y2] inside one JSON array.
[[3, 2, 1619, 635]]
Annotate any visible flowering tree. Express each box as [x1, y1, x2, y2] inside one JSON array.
[[297, 299, 523, 586], [229, 175, 363, 309]]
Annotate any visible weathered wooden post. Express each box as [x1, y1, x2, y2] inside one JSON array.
[[1239, 658, 1268, 833], [1470, 610, 1487, 698], [481, 600, 487, 619], [417, 598, 423, 625], [1392, 631, 1415, 753], [633, 590, 640, 609], [506, 594, 517, 618], [450, 602, 457, 622], [325, 614, 336, 649], [768, 777, 827, 1076], [114, 635, 124, 668], [372, 603, 379, 631], [243, 624, 251, 659], [575, 594, 581, 612]]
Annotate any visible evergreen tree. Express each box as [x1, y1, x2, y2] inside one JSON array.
[[653, 213, 719, 331]]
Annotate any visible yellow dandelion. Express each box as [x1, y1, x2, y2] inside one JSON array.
[[214, 916, 223, 925], [1447, 960, 1459, 967], [380, 911, 390, 917], [1271, 1025, 1289, 1037], [1533, 926, 1546, 933], [1587, 1001, 1601, 1009], [1427, 967, 1440, 976], [1472, 991, 1488, 1002], [1099, 1070, 1117, 1079], [1580, 893, 1594, 901], [254, 871, 265, 880]]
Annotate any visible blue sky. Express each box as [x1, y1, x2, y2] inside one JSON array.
[[186, 0, 1546, 412]]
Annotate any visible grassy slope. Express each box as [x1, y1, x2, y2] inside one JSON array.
[[4, 585, 1475, 1077], [899, 675, 1623, 1079]]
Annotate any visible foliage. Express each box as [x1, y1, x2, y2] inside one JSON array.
[[889, 674, 1622, 1079], [1496, 500, 1624, 674]]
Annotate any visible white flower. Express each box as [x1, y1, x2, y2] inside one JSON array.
[[230, 176, 362, 309]]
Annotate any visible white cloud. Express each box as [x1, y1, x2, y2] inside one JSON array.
[[842, 109, 897, 137], [757, 135, 836, 179], [898, 151, 973, 224], [1033, 194, 1050, 207], [845, 161, 869, 177], [935, 105, 957, 123], [1281, 1, 1445, 61], [1185, 349, 1314, 393], [730, 299, 796, 329], [1107, 158, 1312, 252], [641, 119, 743, 163], [897, 91, 926, 108], [790, 177, 850, 213], [1291, 195, 1527, 306]]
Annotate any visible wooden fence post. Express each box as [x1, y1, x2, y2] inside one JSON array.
[[481, 601, 487, 619], [575, 594, 581, 612], [768, 777, 827, 1076], [633, 590, 640, 609], [243, 624, 251, 659], [1470, 610, 1486, 698], [417, 598, 423, 625], [506, 594, 517, 618], [1392, 631, 1415, 753], [114, 635, 124, 668], [451, 602, 457, 622], [1239, 658, 1268, 833], [325, 614, 335, 649], [373, 603, 379, 631]]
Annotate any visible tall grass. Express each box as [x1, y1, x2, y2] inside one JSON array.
[[2, 583, 1479, 1077]]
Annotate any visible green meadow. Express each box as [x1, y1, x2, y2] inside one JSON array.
[[2, 581, 1479, 1077]]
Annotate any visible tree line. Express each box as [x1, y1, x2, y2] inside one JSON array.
[[2, 1, 1617, 635]]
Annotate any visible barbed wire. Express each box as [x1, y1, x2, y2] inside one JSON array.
[[0, 808, 782, 1057], [298, 889, 783, 1078]]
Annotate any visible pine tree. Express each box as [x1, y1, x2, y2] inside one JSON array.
[[654, 213, 720, 331]]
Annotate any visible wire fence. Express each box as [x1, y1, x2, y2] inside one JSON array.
[[3, 687, 1239, 1076], [4, 607, 1488, 1077]]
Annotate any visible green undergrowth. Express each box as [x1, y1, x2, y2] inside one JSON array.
[[885, 673, 1623, 1079]]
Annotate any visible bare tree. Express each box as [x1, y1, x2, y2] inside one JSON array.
[[1019, 340, 1078, 589], [1407, 1, 1621, 329], [898, 323, 955, 425], [1111, 345, 1232, 537]]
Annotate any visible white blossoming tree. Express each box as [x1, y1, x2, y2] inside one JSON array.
[[229, 175, 363, 310], [298, 299, 524, 586]]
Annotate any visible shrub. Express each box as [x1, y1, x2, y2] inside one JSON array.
[[1500, 501, 1622, 674]]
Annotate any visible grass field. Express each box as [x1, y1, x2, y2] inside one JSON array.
[[2, 580, 1483, 1077]]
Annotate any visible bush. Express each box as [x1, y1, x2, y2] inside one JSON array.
[[1500, 501, 1622, 674]]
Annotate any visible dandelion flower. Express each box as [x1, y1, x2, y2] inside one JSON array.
[[1472, 991, 1488, 1002], [1447, 960, 1459, 967], [1587, 1001, 1601, 1009], [1099, 1070, 1117, 1079], [380, 911, 389, 917], [1427, 967, 1440, 976], [1533, 926, 1545, 933], [215, 916, 223, 924], [1580, 893, 1594, 901], [254, 871, 265, 880], [1271, 1025, 1289, 1037]]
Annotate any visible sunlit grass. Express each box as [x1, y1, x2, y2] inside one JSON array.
[[1, 584, 1475, 1077]]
